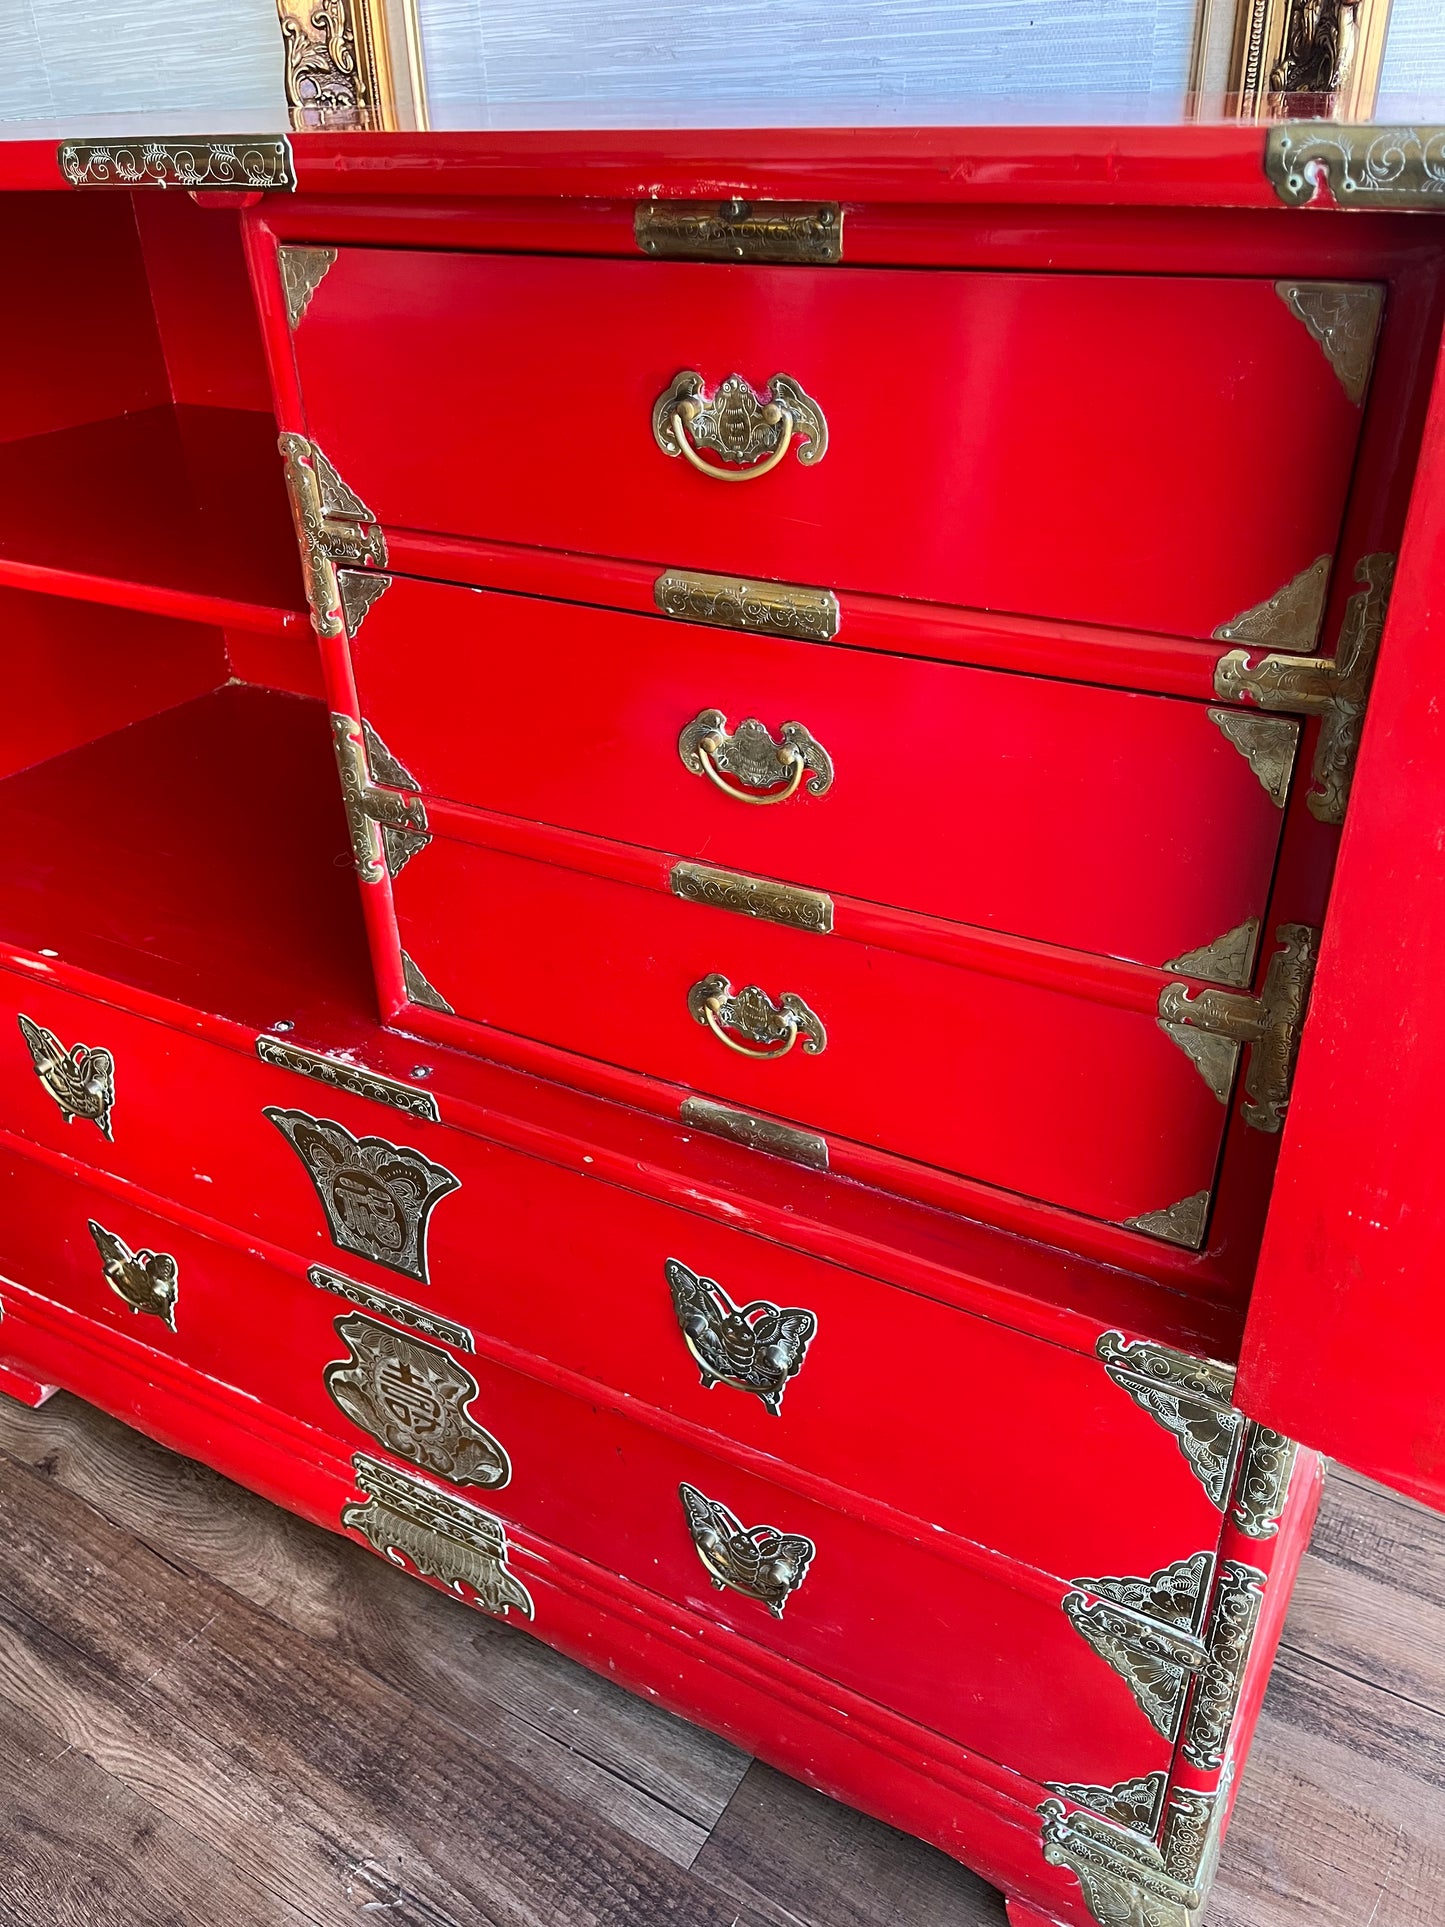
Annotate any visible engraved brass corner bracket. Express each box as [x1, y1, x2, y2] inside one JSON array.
[[1039, 1782, 1227, 1927], [331, 714, 430, 885], [279, 244, 337, 328], [1275, 282, 1384, 405], [1063, 1550, 1266, 1771], [1214, 551, 1395, 824], [1095, 1333, 1299, 1537], [1157, 921, 1319, 1131], [279, 434, 388, 639]]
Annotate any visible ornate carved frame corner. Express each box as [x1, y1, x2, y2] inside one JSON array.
[[275, 0, 429, 132]]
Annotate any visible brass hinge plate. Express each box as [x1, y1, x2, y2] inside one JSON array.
[[331, 715, 430, 885], [655, 568, 840, 642], [255, 1034, 440, 1123], [57, 136, 295, 192], [635, 199, 843, 264], [309, 1265, 474, 1352], [279, 434, 388, 639], [1214, 552, 1395, 823], [670, 862, 833, 934], [1157, 921, 1319, 1131], [1267, 126, 1445, 209], [679, 1096, 829, 1171]]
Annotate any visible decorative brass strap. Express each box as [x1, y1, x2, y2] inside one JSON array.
[[255, 1034, 440, 1123], [679, 1097, 829, 1171], [653, 372, 828, 478], [635, 199, 843, 264], [678, 709, 833, 804], [654, 568, 839, 642], [1267, 125, 1445, 209], [57, 136, 295, 191], [688, 974, 827, 1060], [670, 862, 833, 935], [1213, 552, 1395, 824], [1156, 922, 1319, 1131]]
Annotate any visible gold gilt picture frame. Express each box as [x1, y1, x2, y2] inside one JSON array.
[[275, 0, 429, 130], [1189, 0, 1393, 119]]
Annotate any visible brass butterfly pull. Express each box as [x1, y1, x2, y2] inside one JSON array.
[[652, 371, 828, 481], [678, 710, 833, 807], [678, 1481, 816, 1616], [687, 975, 826, 1061], [665, 1258, 818, 1416]]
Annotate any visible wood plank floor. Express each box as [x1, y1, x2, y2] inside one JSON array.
[[0, 1393, 1438, 1926]]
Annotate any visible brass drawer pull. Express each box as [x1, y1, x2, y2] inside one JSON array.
[[653, 371, 828, 481], [665, 1258, 818, 1415], [688, 974, 826, 1060], [678, 709, 833, 806], [679, 1481, 815, 1616]]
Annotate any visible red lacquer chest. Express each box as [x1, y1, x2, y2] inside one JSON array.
[[0, 120, 1442, 1927]]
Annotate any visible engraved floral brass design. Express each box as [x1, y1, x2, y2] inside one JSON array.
[[1215, 551, 1395, 825], [86, 1221, 178, 1331], [325, 1313, 509, 1488], [678, 1481, 815, 1617], [1207, 708, 1300, 808], [1063, 1553, 1213, 1740], [1157, 922, 1319, 1130], [665, 1258, 818, 1416], [1096, 1334, 1244, 1510], [1267, 125, 1445, 209], [263, 1107, 460, 1282], [1275, 283, 1384, 406], [342, 1453, 534, 1617], [654, 569, 839, 641], [678, 709, 834, 804], [1039, 1800, 1197, 1927], [330, 713, 430, 884], [18, 1014, 115, 1139], [679, 1097, 830, 1171], [1212, 556, 1330, 654], [278, 244, 337, 329], [688, 975, 826, 1060], [653, 372, 828, 479], [280, 435, 387, 639], [1044, 1773, 1168, 1839], [1163, 918, 1260, 990], [58, 138, 295, 191], [255, 1034, 440, 1123], [1182, 1560, 1266, 1770], [1121, 1191, 1210, 1250], [1231, 1426, 1299, 1539], [670, 862, 833, 935], [635, 200, 842, 264], [309, 1265, 474, 1352]]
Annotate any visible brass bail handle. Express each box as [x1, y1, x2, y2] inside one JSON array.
[[677, 710, 835, 807], [687, 974, 827, 1061], [653, 371, 829, 482], [674, 399, 794, 483], [698, 731, 805, 805]]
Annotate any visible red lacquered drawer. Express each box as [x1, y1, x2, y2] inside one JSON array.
[[0, 1142, 1183, 1789], [347, 572, 1292, 969], [393, 834, 1227, 1229], [0, 969, 1228, 1584], [288, 247, 1372, 642]]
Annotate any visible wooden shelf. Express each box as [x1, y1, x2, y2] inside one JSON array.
[[0, 686, 372, 1031], [0, 406, 308, 638]]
